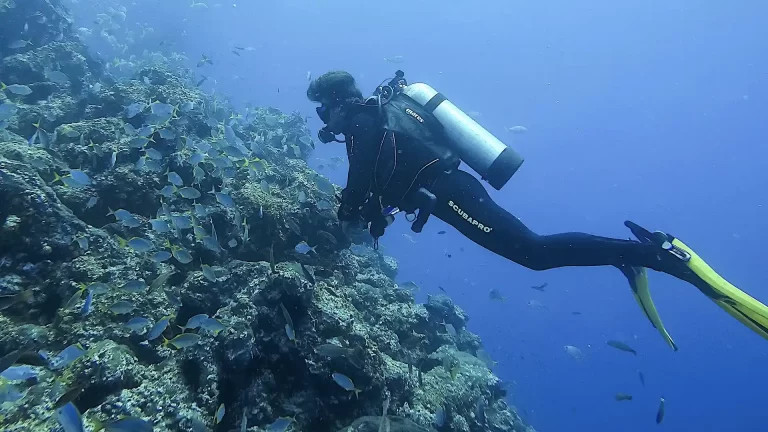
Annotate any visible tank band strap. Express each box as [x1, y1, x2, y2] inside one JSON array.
[[423, 92, 447, 113]]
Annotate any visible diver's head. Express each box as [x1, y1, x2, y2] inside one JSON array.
[[307, 71, 363, 140]]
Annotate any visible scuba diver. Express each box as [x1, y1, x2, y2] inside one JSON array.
[[306, 70, 768, 349]]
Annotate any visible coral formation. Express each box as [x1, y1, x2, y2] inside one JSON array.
[[0, 0, 534, 431]]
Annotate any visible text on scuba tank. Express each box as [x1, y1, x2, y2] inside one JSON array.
[[448, 200, 493, 233], [405, 108, 424, 123]]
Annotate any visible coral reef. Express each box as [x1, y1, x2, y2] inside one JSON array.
[[0, 0, 535, 431]]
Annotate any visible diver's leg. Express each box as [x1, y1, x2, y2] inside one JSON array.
[[429, 170, 768, 342], [429, 170, 664, 271]]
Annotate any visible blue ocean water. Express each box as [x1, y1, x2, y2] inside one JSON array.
[[70, 0, 768, 431]]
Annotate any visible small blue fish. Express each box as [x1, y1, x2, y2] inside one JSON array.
[[135, 156, 146, 171], [171, 215, 192, 230], [56, 402, 84, 432], [315, 175, 335, 194], [331, 372, 361, 398], [109, 300, 136, 314], [69, 169, 91, 185], [80, 289, 93, 316], [0, 382, 24, 403], [107, 208, 133, 222], [123, 123, 137, 135], [294, 241, 316, 255], [8, 39, 31, 49], [201, 264, 217, 282], [158, 128, 176, 139], [1, 365, 38, 381], [156, 185, 176, 198], [47, 71, 69, 84], [74, 236, 89, 251], [146, 316, 171, 340], [125, 317, 151, 332], [161, 201, 172, 219], [122, 216, 143, 228], [189, 152, 205, 165], [193, 223, 207, 240], [86, 282, 110, 294], [221, 167, 238, 179], [145, 159, 163, 172], [223, 145, 245, 158], [193, 203, 208, 217], [120, 279, 146, 293], [127, 237, 154, 253], [224, 125, 237, 144], [150, 250, 172, 262], [285, 324, 295, 341], [164, 289, 182, 307], [202, 236, 220, 252], [172, 247, 193, 264], [210, 156, 232, 168], [193, 165, 206, 183], [136, 126, 154, 137], [434, 408, 446, 427], [0, 102, 16, 121], [86, 196, 98, 209], [200, 317, 226, 335], [149, 219, 171, 233], [129, 137, 151, 148], [178, 187, 201, 199], [125, 102, 146, 118], [442, 321, 457, 337], [267, 417, 294, 432], [206, 186, 234, 207], [182, 313, 209, 330], [28, 129, 39, 145], [180, 102, 195, 112], [150, 102, 175, 116], [96, 417, 153, 432], [144, 147, 163, 160], [2, 83, 33, 95], [53, 173, 84, 188], [50, 344, 86, 370], [167, 170, 184, 186], [214, 403, 226, 424], [164, 333, 200, 349]]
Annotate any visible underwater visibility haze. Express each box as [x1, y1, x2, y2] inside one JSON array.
[[0, 0, 766, 432]]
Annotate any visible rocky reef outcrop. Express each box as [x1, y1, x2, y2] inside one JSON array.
[[0, 1, 535, 431]]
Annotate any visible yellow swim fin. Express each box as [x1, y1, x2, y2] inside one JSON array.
[[671, 238, 768, 341], [627, 266, 678, 351], [626, 220, 768, 343]]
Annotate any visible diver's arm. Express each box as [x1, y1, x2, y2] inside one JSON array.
[[339, 113, 379, 221]]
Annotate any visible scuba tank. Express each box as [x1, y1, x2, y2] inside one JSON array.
[[401, 83, 524, 190]]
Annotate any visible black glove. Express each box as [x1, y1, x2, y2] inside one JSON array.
[[369, 214, 388, 238]]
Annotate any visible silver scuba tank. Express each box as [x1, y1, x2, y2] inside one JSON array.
[[402, 83, 524, 190]]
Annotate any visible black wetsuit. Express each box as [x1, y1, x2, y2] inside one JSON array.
[[338, 93, 678, 276]]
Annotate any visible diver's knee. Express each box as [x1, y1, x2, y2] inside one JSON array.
[[516, 255, 552, 271], [507, 238, 553, 271]]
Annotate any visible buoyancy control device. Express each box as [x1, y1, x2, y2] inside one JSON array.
[[400, 82, 524, 190], [372, 70, 524, 190]]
